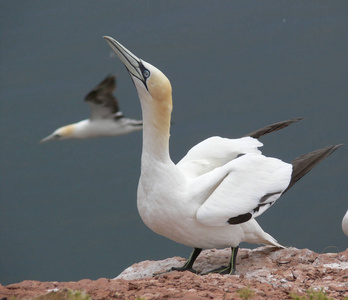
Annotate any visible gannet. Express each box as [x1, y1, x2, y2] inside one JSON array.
[[104, 36, 341, 275], [41, 75, 142, 142], [342, 210, 348, 236]]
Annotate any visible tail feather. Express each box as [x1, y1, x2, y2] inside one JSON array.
[[245, 118, 303, 139], [261, 232, 286, 249], [284, 144, 343, 193]]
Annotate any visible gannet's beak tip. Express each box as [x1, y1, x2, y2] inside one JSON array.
[[103, 36, 114, 47], [103, 36, 119, 47], [40, 134, 54, 144], [104, 36, 145, 85]]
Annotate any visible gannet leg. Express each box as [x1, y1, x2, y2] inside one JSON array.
[[202, 246, 239, 275], [172, 247, 202, 273]]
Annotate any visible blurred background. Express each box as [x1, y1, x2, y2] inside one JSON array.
[[1, 1, 347, 285]]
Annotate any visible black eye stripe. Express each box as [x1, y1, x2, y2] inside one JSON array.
[[139, 61, 150, 79]]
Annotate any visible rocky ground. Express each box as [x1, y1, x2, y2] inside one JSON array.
[[1, 246, 347, 299]]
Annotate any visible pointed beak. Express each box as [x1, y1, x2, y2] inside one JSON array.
[[103, 36, 147, 85], [40, 134, 55, 143]]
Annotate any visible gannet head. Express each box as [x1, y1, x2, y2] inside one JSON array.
[[103, 36, 172, 120], [40, 124, 75, 143]]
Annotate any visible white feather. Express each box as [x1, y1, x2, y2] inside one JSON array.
[[177, 136, 262, 177], [196, 153, 292, 226], [106, 36, 290, 250]]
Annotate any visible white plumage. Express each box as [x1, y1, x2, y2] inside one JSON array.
[[104, 36, 341, 274], [342, 210, 348, 236], [41, 75, 142, 142], [195, 152, 292, 227]]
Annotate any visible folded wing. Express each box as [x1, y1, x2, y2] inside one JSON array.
[[196, 153, 292, 227], [177, 136, 262, 177]]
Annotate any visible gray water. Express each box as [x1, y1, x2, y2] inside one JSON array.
[[1, 1, 347, 285]]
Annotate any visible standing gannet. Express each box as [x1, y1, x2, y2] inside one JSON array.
[[104, 36, 341, 275], [41, 75, 142, 142], [342, 210, 348, 236]]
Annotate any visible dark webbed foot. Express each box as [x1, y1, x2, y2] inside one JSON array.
[[153, 266, 198, 276], [153, 247, 202, 276], [154, 247, 239, 277], [172, 247, 202, 274], [202, 246, 239, 275], [202, 265, 235, 275]]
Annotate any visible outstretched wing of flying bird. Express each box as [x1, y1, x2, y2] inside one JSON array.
[[195, 153, 292, 227], [84, 75, 122, 120]]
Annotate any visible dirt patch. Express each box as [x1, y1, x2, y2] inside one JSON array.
[[1, 247, 347, 299]]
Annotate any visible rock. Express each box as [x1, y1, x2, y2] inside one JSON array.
[[0, 246, 347, 299], [115, 256, 186, 280]]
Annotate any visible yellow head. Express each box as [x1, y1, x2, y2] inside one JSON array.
[[40, 124, 75, 143], [104, 36, 173, 132]]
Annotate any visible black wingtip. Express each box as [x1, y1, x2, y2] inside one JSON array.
[[283, 144, 343, 193], [245, 117, 304, 139], [227, 213, 252, 225], [85, 75, 117, 100]]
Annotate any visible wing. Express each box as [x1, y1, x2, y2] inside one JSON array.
[[245, 118, 303, 139], [84, 75, 122, 120], [177, 136, 262, 177], [195, 153, 292, 227], [177, 118, 303, 178]]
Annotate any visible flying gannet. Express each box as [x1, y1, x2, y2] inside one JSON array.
[[342, 210, 348, 236], [104, 36, 341, 275], [41, 75, 142, 142]]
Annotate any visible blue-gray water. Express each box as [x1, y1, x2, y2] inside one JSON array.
[[1, 1, 347, 285]]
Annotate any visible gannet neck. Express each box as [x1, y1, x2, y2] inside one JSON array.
[[103, 36, 172, 162], [132, 63, 173, 163], [104, 37, 342, 274], [141, 105, 172, 163]]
